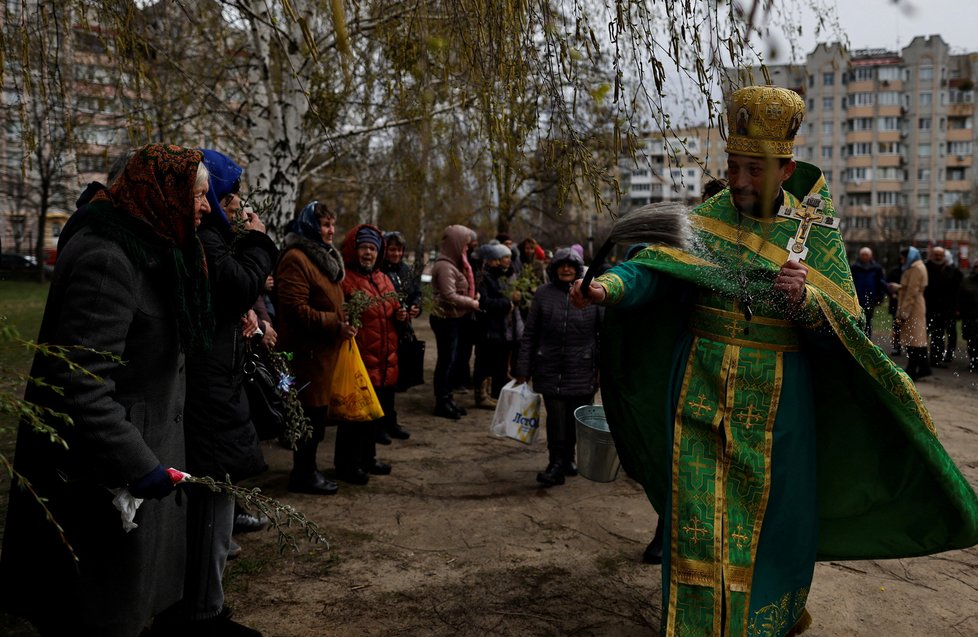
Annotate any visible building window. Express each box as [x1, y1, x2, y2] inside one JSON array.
[[949, 89, 974, 104], [877, 91, 900, 105], [878, 167, 902, 180], [917, 218, 929, 232], [77, 154, 109, 173], [919, 66, 934, 81], [823, 71, 835, 86], [920, 92, 932, 106], [847, 167, 868, 181], [919, 118, 931, 130], [850, 117, 873, 131], [847, 142, 873, 156], [945, 191, 966, 206], [821, 146, 833, 159], [948, 141, 973, 155], [822, 97, 833, 111], [917, 193, 930, 209], [948, 116, 972, 129], [822, 122, 834, 136], [919, 143, 931, 157], [877, 192, 899, 206], [879, 66, 900, 82], [918, 168, 931, 181], [852, 92, 874, 106], [878, 141, 902, 154], [877, 116, 899, 131], [854, 67, 875, 81], [948, 167, 968, 180]]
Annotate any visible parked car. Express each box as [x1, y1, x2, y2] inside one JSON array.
[[1, 253, 54, 278]]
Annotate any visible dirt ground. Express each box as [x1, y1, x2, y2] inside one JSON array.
[[4, 323, 978, 636], [216, 323, 978, 637]]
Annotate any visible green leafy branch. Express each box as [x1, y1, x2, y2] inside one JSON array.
[[185, 475, 329, 554], [343, 289, 400, 329]]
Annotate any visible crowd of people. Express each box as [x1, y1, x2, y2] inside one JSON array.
[[3, 85, 978, 637], [852, 243, 978, 380], [0, 143, 610, 637]]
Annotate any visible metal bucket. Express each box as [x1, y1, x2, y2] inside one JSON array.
[[574, 405, 620, 482]]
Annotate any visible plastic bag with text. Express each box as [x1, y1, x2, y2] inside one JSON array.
[[489, 380, 543, 444]]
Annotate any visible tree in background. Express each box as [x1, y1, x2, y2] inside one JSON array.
[[0, 0, 843, 258]]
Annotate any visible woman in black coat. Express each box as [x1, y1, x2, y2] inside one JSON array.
[[0, 145, 213, 637], [513, 247, 602, 486], [473, 242, 518, 408], [161, 149, 277, 636]]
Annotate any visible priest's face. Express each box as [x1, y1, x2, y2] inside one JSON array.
[[727, 154, 796, 216]]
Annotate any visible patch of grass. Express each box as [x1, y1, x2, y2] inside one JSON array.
[[0, 281, 49, 534]]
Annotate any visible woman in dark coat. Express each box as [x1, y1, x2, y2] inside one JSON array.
[[275, 201, 356, 495], [474, 242, 518, 408], [157, 149, 276, 636], [0, 145, 213, 637], [513, 247, 602, 486]]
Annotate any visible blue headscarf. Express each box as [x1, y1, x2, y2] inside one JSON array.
[[902, 246, 921, 272], [295, 200, 327, 245], [199, 149, 243, 229]]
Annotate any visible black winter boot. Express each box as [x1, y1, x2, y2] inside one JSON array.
[[536, 458, 566, 486], [434, 396, 461, 420]]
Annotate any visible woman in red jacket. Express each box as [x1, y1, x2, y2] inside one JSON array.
[[337, 224, 407, 484]]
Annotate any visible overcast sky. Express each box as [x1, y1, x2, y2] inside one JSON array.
[[768, 0, 978, 61]]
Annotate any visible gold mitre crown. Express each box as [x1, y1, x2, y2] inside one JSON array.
[[725, 85, 805, 159]]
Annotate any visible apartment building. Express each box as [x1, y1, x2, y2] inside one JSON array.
[[619, 35, 977, 265], [746, 35, 977, 264], [0, 3, 128, 259], [618, 125, 727, 211]]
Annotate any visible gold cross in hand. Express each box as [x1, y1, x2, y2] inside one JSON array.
[[777, 194, 840, 263]]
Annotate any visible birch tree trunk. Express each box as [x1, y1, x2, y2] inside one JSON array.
[[241, 0, 312, 233]]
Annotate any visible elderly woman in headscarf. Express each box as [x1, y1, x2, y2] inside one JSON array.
[[275, 200, 357, 495], [0, 145, 212, 637], [156, 149, 277, 637], [430, 224, 481, 419], [894, 246, 931, 381], [513, 247, 602, 486]]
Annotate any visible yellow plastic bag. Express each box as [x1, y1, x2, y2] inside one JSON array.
[[328, 339, 385, 421]]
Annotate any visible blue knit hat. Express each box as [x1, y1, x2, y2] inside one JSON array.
[[356, 225, 383, 250]]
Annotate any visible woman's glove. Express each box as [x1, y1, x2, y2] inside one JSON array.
[[129, 464, 175, 500]]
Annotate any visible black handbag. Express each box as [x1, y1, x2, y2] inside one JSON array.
[[396, 333, 426, 392], [242, 339, 286, 440]]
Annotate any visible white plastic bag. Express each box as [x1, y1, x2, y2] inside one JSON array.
[[489, 380, 543, 444]]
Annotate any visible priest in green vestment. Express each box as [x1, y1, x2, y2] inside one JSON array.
[[571, 85, 978, 637]]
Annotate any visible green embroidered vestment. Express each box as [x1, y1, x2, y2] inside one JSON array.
[[596, 162, 978, 637]]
